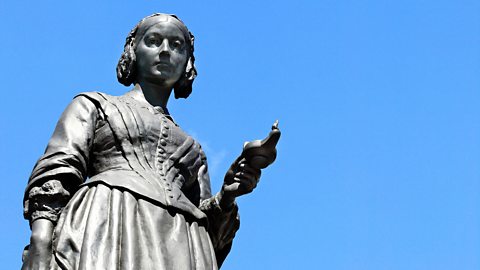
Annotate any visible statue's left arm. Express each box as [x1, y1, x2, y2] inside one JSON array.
[[180, 141, 261, 267], [194, 150, 240, 267]]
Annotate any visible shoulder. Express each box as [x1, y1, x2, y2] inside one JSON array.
[[72, 91, 127, 115], [59, 91, 117, 122], [74, 91, 113, 107]]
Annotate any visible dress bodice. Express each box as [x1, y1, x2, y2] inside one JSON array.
[[27, 91, 211, 220], [23, 91, 240, 268], [90, 91, 196, 183]]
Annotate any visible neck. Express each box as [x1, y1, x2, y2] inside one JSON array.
[[133, 80, 173, 108]]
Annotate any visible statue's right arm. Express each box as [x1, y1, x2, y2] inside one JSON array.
[[21, 219, 54, 270], [22, 95, 99, 269]]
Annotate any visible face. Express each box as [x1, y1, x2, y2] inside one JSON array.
[[135, 21, 188, 87]]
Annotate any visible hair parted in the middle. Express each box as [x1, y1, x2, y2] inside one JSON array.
[[116, 13, 197, 99]]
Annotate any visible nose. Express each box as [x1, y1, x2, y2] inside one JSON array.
[[159, 39, 171, 56]]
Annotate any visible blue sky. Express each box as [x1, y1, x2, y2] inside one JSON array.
[[1, 1, 479, 269]]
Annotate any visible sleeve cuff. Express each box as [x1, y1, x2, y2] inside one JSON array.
[[24, 180, 70, 224]]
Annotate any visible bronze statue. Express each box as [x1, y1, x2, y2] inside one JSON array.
[[21, 13, 280, 270]]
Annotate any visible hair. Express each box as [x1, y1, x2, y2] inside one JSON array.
[[116, 13, 197, 99]]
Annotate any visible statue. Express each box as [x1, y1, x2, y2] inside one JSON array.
[[21, 13, 280, 270]]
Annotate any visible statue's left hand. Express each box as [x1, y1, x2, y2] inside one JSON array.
[[220, 156, 261, 208]]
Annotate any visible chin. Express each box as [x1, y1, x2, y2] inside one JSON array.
[[145, 75, 175, 87]]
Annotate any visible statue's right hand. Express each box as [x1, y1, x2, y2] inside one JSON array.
[[21, 219, 54, 270]]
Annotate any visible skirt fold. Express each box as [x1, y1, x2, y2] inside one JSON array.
[[52, 184, 217, 270]]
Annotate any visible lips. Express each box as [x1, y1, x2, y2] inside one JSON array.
[[155, 62, 171, 67], [155, 62, 173, 72]]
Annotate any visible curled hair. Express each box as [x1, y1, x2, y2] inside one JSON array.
[[116, 14, 197, 99]]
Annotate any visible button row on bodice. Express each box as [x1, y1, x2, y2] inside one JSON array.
[[121, 94, 177, 201], [155, 115, 174, 199], [156, 116, 169, 168]]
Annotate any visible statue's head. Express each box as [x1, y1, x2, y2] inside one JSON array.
[[117, 13, 197, 99]]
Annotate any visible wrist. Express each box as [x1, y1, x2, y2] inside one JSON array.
[[217, 189, 235, 210], [30, 219, 54, 247]]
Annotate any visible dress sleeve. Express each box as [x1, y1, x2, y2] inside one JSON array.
[[197, 150, 240, 268], [23, 95, 98, 224]]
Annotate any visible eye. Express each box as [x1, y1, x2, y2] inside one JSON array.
[[172, 40, 183, 49], [145, 36, 159, 46]]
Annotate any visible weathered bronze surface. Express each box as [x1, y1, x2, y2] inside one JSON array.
[[21, 13, 280, 270]]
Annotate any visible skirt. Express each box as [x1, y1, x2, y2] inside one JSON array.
[[51, 184, 218, 270]]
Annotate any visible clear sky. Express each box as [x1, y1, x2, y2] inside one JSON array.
[[1, 1, 479, 269]]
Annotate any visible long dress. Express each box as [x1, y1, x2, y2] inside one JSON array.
[[23, 90, 239, 270]]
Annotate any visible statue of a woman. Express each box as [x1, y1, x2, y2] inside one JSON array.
[[21, 13, 264, 270]]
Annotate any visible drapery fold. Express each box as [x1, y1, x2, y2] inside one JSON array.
[[24, 91, 239, 269]]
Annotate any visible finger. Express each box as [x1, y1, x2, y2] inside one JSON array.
[[235, 171, 259, 182], [232, 157, 247, 169], [232, 178, 256, 195], [224, 182, 241, 193], [234, 175, 258, 189], [239, 163, 261, 178]]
